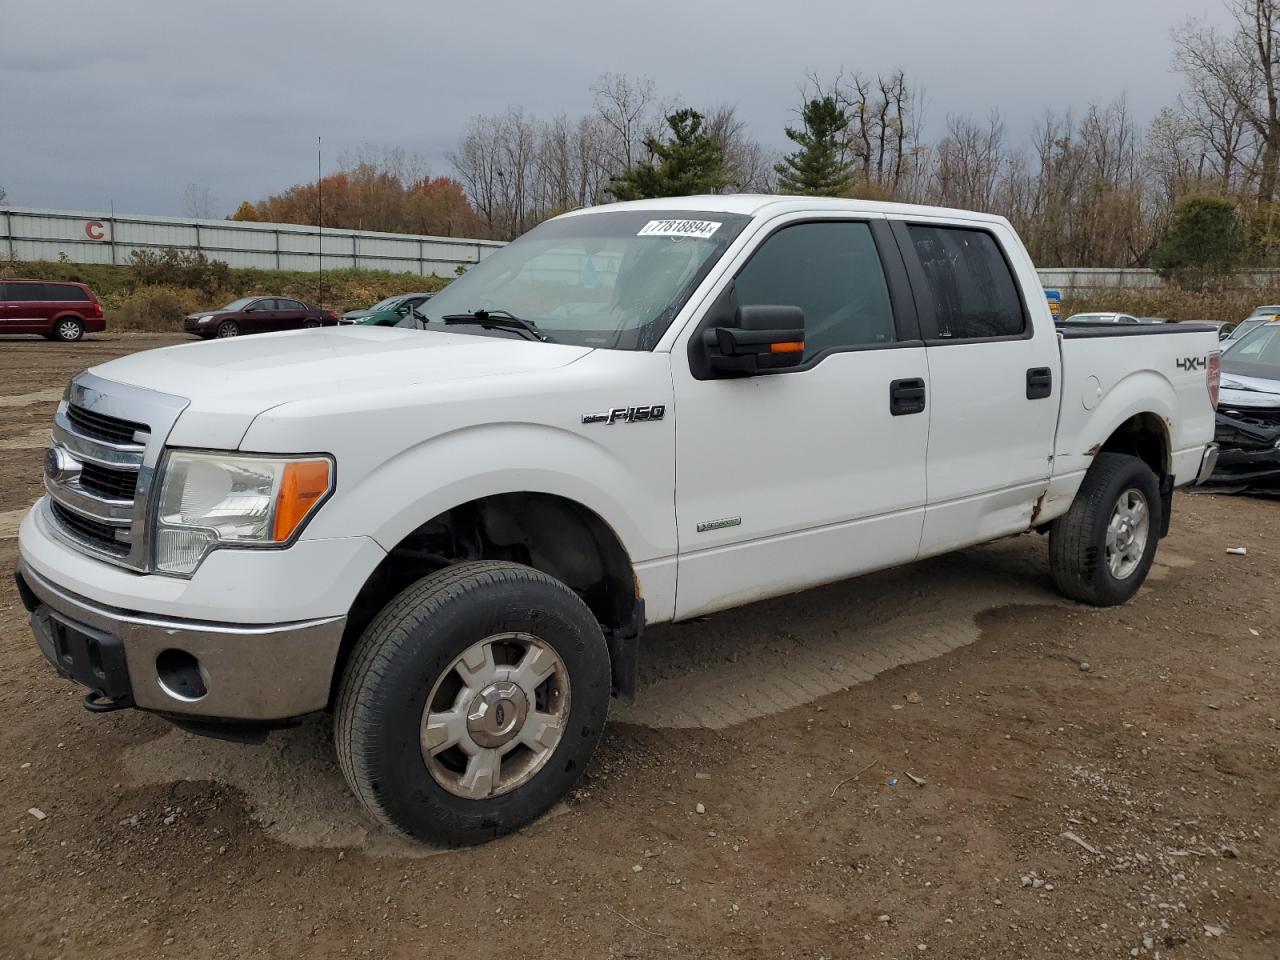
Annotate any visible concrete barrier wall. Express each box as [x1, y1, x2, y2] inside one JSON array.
[[1037, 266, 1280, 295], [0, 206, 504, 278]]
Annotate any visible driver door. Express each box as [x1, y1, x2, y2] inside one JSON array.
[[671, 216, 930, 619]]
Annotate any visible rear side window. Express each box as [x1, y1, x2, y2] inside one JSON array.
[[2, 282, 47, 302], [908, 226, 1026, 339], [278, 299, 303, 310], [734, 221, 896, 359], [50, 284, 90, 302]]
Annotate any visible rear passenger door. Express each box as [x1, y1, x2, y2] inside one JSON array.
[[275, 298, 308, 330], [891, 220, 1059, 556]]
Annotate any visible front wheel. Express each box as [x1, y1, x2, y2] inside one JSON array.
[[1049, 452, 1161, 606], [216, 320, 240, 338], [335, 561, 611, 846]]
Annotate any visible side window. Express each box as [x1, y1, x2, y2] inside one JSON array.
[[908, 226, 1026, 339], [733, 221, 895, 359], [51, 284, 90, 302], [4, 282, 47, 302], [277, 299, 303, 311], [253, 298, 277, 311]]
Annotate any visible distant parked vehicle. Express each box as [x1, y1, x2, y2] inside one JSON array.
[[1063, 311, 1141, 325], [1208, 316, 1280, 490], [183, 297, 337, 339], [1226, 309, 1279, 342], [339, 293, 434, 326], [0, 279, 106, 341]]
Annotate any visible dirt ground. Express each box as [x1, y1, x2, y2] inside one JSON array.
[[0, 332, 1276, 960]]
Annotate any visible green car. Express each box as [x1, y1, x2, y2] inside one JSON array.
[[339, 293, 434, 327]]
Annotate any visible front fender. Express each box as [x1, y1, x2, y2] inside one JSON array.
[[307, 421, 676, 566]]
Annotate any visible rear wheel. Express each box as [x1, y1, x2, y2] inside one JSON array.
[[216, 320, 240, 338], [1049, 453, 1161, 606], [335, 560, 610, 846], [304, 319, 320, 328], [54, 318, 84, 342]]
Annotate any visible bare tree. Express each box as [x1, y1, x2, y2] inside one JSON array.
[[929, 112, 1007, 210], [183, 182, 216, 219], [590, 73, 659, 173], [1174, 1, 1280, 202], [799, 69, 925, 197], [701, 104, 777, 192]]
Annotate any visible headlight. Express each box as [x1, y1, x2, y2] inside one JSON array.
[[199, 315, 215, 323], [153, 451, 334, 575]]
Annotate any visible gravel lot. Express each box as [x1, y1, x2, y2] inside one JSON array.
[[1, 333, 1277, 959]]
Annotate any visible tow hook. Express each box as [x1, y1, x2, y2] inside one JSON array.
[[82, 692, 131, 713]]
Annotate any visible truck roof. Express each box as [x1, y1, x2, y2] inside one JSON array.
[[557, 193, 1012, 226]]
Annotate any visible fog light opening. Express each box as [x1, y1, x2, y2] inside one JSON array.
[[156, 648, 207, 701]]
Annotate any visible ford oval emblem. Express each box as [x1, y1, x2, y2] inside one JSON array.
[[45, 446, 82, 484]]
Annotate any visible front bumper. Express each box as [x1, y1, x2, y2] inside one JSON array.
[[1208, 405, 1280, 486], [17, 560, 346, 721]]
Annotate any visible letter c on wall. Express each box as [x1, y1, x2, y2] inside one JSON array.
[[84, 221, 106, 241]]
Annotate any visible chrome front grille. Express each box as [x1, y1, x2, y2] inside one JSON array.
[[65, 404, 149, 446], [43, 372, 188, 571]]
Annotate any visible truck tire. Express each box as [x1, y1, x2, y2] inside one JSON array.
[[335, 560, 611, 845], [1048, 452, 1161, 607]]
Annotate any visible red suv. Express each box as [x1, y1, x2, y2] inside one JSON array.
[[0, 280, 106, 341]]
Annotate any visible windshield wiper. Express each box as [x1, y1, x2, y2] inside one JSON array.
[[440, 310, 552, 342]]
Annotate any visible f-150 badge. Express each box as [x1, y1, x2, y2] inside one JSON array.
[[582, 405, 666, 425]]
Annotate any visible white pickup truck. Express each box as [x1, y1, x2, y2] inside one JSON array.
[[18, 196, 1221, 845]]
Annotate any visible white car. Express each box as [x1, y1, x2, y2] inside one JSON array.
[[18, 195, 1221, 845]]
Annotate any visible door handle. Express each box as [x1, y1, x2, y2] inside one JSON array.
[[889, 377, 926, 416], [1026, 367, 1053, 400]]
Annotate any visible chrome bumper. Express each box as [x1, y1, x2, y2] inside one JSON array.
[[18, 560, 345, 721], [1195, 442, 1220, 485]]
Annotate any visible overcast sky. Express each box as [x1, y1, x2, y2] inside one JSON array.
[[0, 0, 1233, 218]]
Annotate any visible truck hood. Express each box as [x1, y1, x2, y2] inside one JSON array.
[[1219, 369, 1280, 408], [89, 326, 593, 447]]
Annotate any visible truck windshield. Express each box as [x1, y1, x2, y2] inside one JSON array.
[[400, 210, 750, 350]]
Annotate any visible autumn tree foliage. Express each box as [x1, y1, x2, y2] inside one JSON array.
[[231, 149, 479, 237]]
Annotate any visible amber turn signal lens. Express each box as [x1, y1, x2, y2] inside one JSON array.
[[770, 341, 804, 354], [272, 459, 332, 541]]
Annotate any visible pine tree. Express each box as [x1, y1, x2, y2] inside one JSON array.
[[608, 109, 727, 201], [775, 96, 856, 197]]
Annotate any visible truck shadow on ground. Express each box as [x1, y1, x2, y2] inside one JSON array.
[[125, 530, 1186, 855]]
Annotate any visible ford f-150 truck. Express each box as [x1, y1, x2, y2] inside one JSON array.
[[17, 196, 1221, 846]]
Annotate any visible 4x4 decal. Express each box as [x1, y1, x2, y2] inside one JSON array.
[[1177, 356, 1207, 371]]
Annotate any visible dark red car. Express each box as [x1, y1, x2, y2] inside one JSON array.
[[183, 296, 338, 339], [0, 279, 106, 341]]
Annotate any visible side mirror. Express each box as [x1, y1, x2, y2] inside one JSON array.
[[702, 305, 806, 376], [1219, 329, 1232, 341]]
